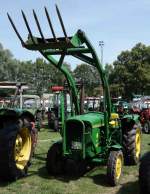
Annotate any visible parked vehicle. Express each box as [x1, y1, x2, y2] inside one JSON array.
[[0, 82, 38, 180], [8, 5, 142, 186]]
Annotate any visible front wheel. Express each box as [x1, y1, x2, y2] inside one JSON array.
[[46, 142, 64, 175], [139, 152, 150, 194], [107, 150, 123, 186]]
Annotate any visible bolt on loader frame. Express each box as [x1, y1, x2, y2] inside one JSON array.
[[8, 5, 142, 185]]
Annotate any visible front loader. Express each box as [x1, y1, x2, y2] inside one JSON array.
[[8, 5, 141, 185]]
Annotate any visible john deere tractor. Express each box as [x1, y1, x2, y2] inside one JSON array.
[[0, 82, 37, 181], [47, 85, 70, 131], [8, 5, 141, 185]]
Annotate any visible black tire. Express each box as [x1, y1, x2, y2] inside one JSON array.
[[64, 159, 78, 177], [107, 150, 123, 186], [143, 121, 150, 134], [0, 117, 32, 181], [139, 152, 150, 194], [123, 124, 141, 165], [46, 142, 64, 175], [64, 159, 87, 177]]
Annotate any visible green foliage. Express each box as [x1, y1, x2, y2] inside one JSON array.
[[110, 43, 150, 98], [73, 63, 101, 96], [0, 41, 150, 98]]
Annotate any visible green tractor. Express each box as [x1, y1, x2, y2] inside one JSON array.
[[8, 5, 141, 185], [47, 85, 68, 131], [47, 82, 84, 131], [0, 82, 38, 180]]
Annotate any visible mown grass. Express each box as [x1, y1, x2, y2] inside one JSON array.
[[0, 128, 149, 194]]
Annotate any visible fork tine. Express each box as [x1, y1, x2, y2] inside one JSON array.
[[44, 6, 57, 41], [55, 4, 68, 39], [21, 10, 36, 44], [33, 9, 46, 43], [7, 13, 25, 45]]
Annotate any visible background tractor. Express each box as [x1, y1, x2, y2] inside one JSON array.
[[47, 82, 84, 131], [47, 85, 66, 131], [0, 82, 38, 180], [140, 101, 150, 134], [8, 5, 142, 185]]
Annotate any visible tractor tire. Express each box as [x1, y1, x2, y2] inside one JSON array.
[[123, 124, 141, 165], [0, 117, 32, 181], [46, 142, 64, 175], [64, 159, 88, 177], [64, 159, 78, 177], [143, 121, 150, 134], [139, 152, 150, 194], [107, 150, 123, 186]]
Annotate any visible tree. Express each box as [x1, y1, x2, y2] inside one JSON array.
[[73, 63, 101, 96], [109, 43, 150, 98]]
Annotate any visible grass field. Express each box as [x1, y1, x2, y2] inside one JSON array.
[[0, 127, 149, 194]]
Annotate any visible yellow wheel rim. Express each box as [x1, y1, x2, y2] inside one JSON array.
[[14, 127, 32, 170], [135, 128, 141, 159], [115, 155, 122, 180]]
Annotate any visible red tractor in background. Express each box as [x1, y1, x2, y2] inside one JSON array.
[[47, 86, 64, 131], [140, 101, 150, 134], [123, 98, 150, 134]]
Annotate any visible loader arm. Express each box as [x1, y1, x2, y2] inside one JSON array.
[[7, 5, 111, 125]]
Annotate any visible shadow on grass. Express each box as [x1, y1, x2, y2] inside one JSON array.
[[90, 173, 109, 187], [37, 165, 110, 186], [117, 181, 139, 194], [0, 181, 11, 187], [37, 166, 82, 183]]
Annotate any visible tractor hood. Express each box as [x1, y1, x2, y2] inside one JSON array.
[[0, 108, 22, 117], [66, 112, 104, 128], [0, 108, 35, 121]]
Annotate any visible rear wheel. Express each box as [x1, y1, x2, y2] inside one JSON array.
[[0, 118, 32, 181], [107, 150, 123, 186], [46, 142, 64, 175], [123, 124, 141, 165], [139, 152, 150, 194]]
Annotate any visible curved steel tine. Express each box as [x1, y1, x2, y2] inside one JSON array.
[[44, 6, 57, 41], [55, 4, 68, 39], [33, 9, 46, 43], [21, 10, 36, 44], [7, 13, 25, 45]]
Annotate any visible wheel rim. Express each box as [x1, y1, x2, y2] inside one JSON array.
[[135, 128, 141, 159], [115, 155, 122, 180], [14, 127, 31, 170]]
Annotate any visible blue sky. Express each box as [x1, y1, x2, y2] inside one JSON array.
[[1, 0, 150, 69]]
